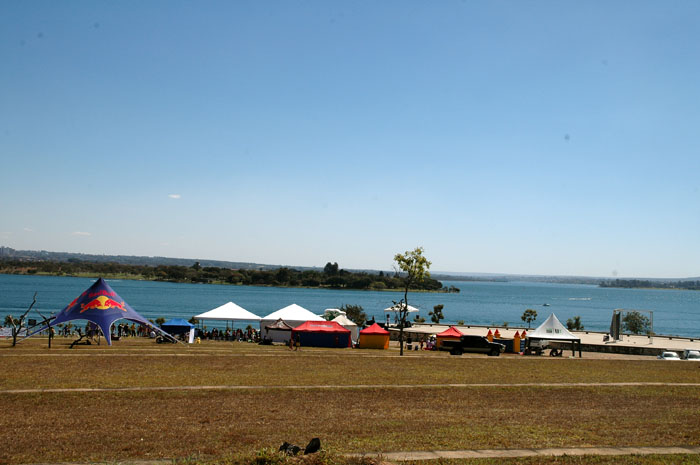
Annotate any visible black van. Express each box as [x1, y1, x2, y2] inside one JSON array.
[[441, 335, 505, 356]]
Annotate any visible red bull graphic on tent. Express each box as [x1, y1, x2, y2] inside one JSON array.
[[26, 277, 172, 345]]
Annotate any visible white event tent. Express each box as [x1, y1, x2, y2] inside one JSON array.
[[332, 314, 359, 342], [384, 303, 420, 313], [260, 304, 324, 342], [195, 302, 261, 323], [526, 313, 582, 358], [384, 303, 419, 325]]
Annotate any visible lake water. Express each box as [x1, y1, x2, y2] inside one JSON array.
[[0, 274, 698, 338]]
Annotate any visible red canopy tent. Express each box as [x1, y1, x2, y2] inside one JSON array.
[[436, 326, 464, 349], [291, 320, 351, 348]]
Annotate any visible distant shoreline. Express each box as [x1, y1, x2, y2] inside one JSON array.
[[0, 270, 458, 294], [599, 279, 700, 291], [2, 246, 697, 285]]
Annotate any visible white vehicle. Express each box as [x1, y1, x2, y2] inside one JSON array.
[[683, 350, 700, 360], [524, 338, 550, 356], [657, 351, 681, 360]]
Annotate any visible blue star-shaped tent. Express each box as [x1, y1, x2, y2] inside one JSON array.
[[27, 277, 173, 345]]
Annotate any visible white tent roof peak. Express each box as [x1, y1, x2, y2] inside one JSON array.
[[195, 302, 261, 321], [262, 303, 324, 322], [528, 313, 580, 340], [384, 303, 419, 313], [332, 314, 357, 327], [324, 308, 345, 316]]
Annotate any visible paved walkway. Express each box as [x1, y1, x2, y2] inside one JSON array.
[[408, 324, 700, 352], [3, 381, 700, 395], [27, 446, 700, 464], [351, 445, 700, 461]]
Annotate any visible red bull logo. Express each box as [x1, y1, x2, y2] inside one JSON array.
[[67, 290, 90, 311], [80, 296, 126, 313]]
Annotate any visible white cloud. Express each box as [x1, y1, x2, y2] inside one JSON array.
[[168, 194, 181, 199], [71, 231, 92, 236], [23, 227, 33, 232]]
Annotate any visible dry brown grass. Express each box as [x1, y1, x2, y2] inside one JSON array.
[[1, 385, 699, 463], [2, 337, 699, 389], [1, 337, 700, 464], [404, 457, 700, 465]]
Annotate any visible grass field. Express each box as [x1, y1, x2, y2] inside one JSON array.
[[1, 337, 699, 465]]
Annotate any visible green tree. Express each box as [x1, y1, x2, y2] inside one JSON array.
[[274, 267, 291, 284], [521, 309, 538, 329], [566, 316, 584, 331], [622, 311, 651, 335], [322, 309, 341, 321], [155, 317, 166, 327], [413, 314, 426, 323], [326, 276, 347, 288], [323, 262, 339, 275], [339, 304, 366, 327], [429, 304, 444, 324], [393, 246, 431, 355]]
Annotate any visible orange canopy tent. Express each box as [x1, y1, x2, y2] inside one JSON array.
[[436, 326, 464, 349], [358, 323, 390, 349]]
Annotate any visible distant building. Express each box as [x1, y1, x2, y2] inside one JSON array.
[[0, 246, 15, 257]]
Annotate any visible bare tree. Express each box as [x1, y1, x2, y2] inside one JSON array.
[[34, 307, 55, 348], [8, 292, 37, 347]]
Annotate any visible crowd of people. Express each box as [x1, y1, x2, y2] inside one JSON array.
[[113, 322, 150, 338], [194, 326, 259, 342], [3, 319, 262, 344]]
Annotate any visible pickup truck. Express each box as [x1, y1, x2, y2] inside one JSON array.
[[441, 335, 505, 356]]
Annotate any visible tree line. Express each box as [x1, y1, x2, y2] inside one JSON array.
[[599, 279, 700, 291], [0, 259, 458, 292]]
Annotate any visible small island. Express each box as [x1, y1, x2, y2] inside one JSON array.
[[0, 259, 460, 293]]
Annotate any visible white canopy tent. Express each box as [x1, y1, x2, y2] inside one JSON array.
[[332, 314, 359, 342], [260, 304, 324, 342], [384, 304, 420, 313], [195, 302, 261, 322], [527, 313, 582, 357], [384, 303, 419, 325]]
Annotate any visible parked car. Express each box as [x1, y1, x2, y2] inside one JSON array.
[[657, 351, 681, 360], [683, 350, 700, 360], [441, 335, 505, 356], [524, 338, 550, 356]]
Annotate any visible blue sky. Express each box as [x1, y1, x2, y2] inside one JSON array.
[[1, 1, 699, 278]]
